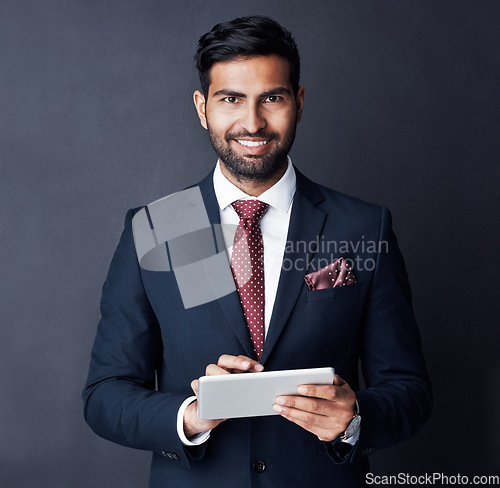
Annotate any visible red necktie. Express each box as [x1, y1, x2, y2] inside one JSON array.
[[231, 200, 269, 360]]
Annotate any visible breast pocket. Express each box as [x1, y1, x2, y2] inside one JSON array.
[[305, 283, 363, 345], [306, 283, 361, 302]]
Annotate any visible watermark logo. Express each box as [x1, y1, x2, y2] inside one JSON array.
[[365, 472, 499, 485], [132, 187, 238, 309]]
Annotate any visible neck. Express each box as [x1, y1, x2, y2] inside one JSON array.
[[219, 161, 288, 197]]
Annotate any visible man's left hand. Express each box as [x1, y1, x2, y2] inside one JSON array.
[[272, 374, 356, 442]]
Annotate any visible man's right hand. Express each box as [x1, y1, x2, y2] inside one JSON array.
[[183, 354, 264, 438]]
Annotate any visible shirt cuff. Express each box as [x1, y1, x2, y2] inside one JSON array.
[[177, 396, 211, 446]]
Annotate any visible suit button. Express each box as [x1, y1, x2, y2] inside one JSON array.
[[161, 450, 180, 461], [252, 460, 266, 473]]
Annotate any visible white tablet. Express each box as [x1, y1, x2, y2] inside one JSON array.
[[198, 367, 335, 420]]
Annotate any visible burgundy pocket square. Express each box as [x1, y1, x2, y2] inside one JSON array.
[[304, 257, 357, 291]]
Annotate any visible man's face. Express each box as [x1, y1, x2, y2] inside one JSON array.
[[194, 55, 304, 182]]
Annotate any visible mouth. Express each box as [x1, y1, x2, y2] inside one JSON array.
[[235, 139, 269, 147], [231, 138, 272, 156]]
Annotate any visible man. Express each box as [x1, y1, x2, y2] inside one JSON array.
[[83, 16, 432, 487]]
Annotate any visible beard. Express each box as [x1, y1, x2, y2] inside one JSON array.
[[207, 122, 297, 182]]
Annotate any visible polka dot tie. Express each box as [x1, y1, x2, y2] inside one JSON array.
[[231, 200, 269, 361]]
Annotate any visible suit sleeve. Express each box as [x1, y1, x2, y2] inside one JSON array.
[[82, 209, 206, 469], [351, 206, 432, 461]]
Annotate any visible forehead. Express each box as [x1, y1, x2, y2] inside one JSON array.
[[208, 55, 292, 96]]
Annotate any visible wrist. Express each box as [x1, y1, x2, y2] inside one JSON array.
[[183, 400, 203, 437], [340, 399, 361, 442]]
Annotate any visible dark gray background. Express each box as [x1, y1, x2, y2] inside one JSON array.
[[1, 1, 499, 486]]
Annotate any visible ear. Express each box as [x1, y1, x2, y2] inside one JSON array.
[[193, 90, 208, 129], [295, 85, 305, 123]]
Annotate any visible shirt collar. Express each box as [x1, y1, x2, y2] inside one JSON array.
[[213, 157, 296, 214]]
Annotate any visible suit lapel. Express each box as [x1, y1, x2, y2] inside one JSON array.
[[197, 171, 256, 358], [261, 170, 326, 364]]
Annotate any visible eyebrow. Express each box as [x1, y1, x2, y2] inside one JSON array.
[[212, 87, 292, 98]]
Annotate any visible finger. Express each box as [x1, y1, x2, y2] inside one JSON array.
[[218, 354, 264, 372], [333, 374, 346, 386], [217, 354, 264, 373], [297, 383, 352, 404], [297, 384, 339, 401], [205, 364, 232, 376], [275, 395, 338, 417]]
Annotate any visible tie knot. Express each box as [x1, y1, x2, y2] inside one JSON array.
[[232, 200, 269, 223]]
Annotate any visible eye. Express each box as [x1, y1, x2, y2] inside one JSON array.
[[264, 95, 283, 103], [223, 96, 238, 103]]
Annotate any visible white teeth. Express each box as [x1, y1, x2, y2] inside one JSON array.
[[236, 140, 268, 147]]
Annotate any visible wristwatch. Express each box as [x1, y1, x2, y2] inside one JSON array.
[[340, 399, 361, 440]]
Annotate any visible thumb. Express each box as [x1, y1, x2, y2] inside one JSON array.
[[191, 379, 199, 396]]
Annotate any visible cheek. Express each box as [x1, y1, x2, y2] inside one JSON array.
[[268, 110, 296, 134], [207, 113, 238, 137]]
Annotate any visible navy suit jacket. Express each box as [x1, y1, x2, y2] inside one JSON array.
[[83, 168, 432, 488]]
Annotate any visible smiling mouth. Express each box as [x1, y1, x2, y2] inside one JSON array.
[[235, 139, 269, 147]]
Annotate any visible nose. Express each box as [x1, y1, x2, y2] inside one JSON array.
[[240, 103, 266, 134]]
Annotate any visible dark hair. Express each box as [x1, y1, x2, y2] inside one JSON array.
[[194, 16, 300, 97]]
